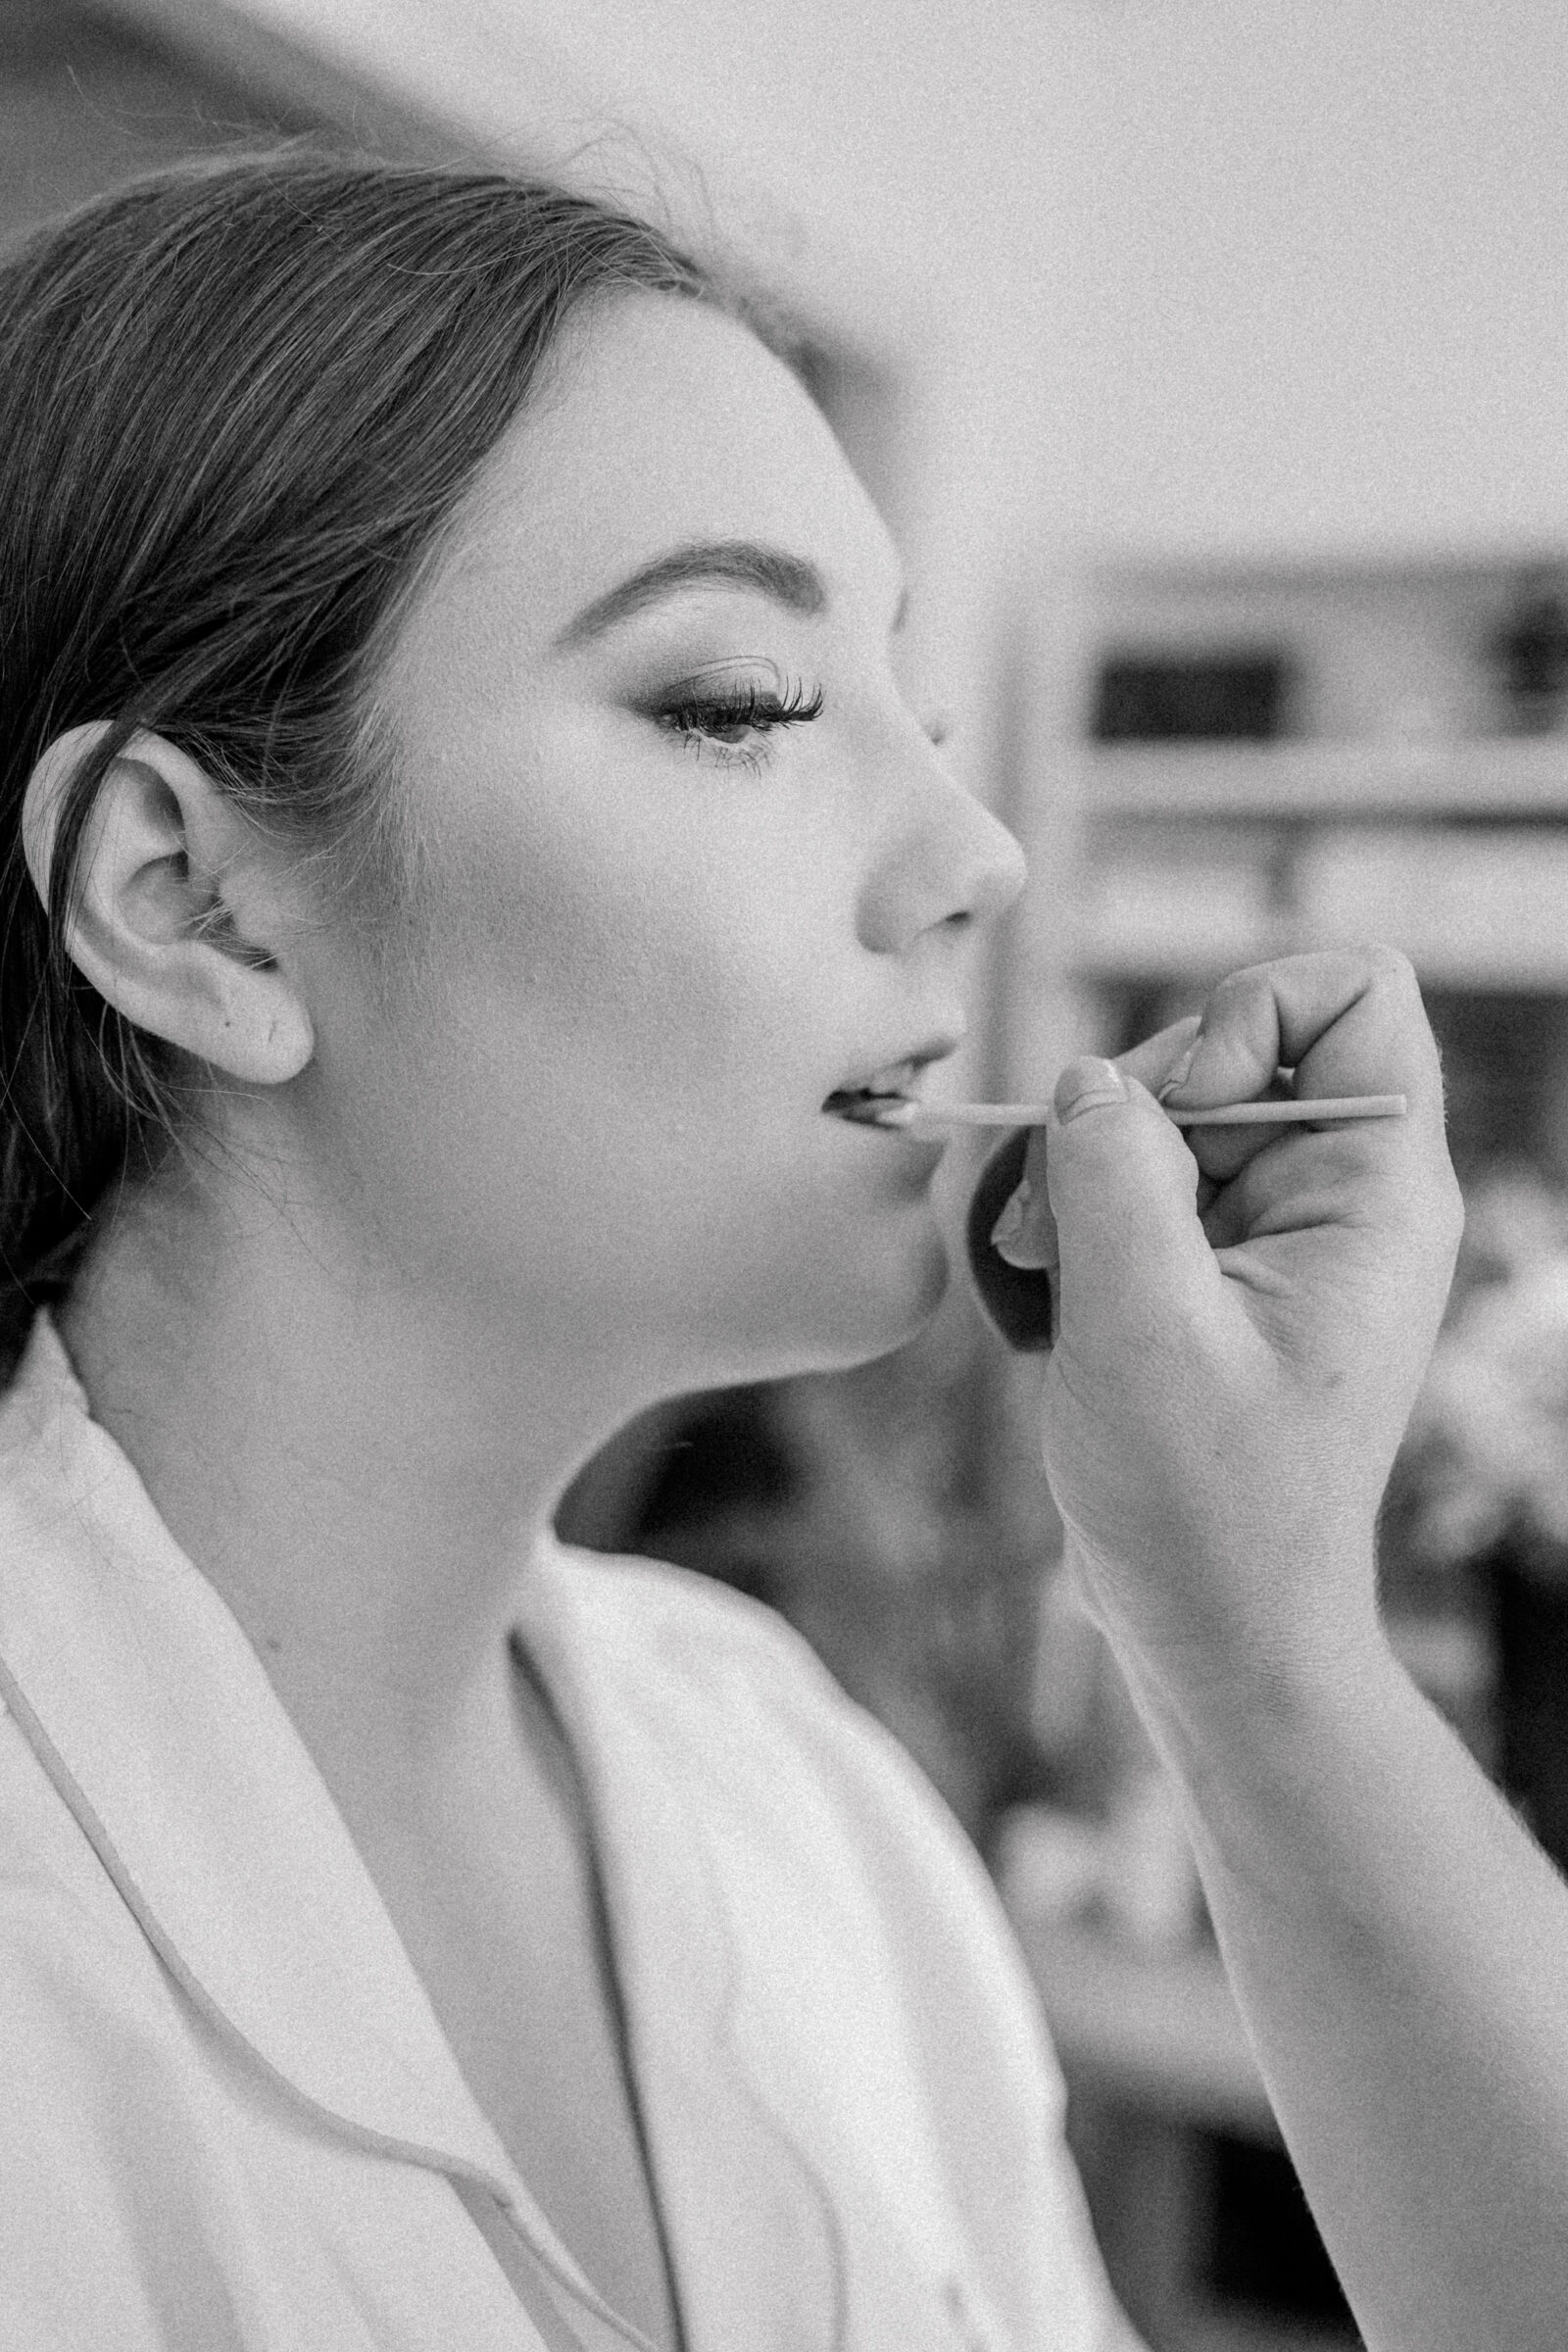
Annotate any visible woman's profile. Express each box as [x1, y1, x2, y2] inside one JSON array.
[[1, 151, 1565, 2352]]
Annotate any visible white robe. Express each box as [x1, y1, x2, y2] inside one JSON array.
[[0, 1312, 1132, 2351]]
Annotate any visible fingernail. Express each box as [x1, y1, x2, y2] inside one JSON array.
[[1157, 1037, 1200, 1103], [990, 1176, 1030, 1251], [992, 1176, 1053, 1270], [991, 1177, 1057, 1269], [1055, 1057, 1127, 1124]]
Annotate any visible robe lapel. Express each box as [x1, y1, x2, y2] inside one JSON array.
[[517, 1545, 1000, 2352]]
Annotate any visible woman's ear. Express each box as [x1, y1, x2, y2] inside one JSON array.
[[21, 723, 315, 1085]]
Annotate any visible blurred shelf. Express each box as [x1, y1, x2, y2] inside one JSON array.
[[1072, 933, 1568, 993], [1009, 1915, 1278, 2139], [1082, 736, 1568, 820], [1062, 815, 1568, 992], [1072, 921, 1297, 986]]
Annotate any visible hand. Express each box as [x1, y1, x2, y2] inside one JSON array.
[[968, 951, 1464, 1696]]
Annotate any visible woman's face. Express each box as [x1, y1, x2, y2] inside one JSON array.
[[292, 291, 1025, 1388]]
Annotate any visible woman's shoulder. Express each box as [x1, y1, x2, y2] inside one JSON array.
[[537, 1525, 1039, 1987], [539, 1532, 885, 1756], [534, 1537, 1114, 2343], [532, 1533, 1004, 1920], [542, 1532, 827, 1680]]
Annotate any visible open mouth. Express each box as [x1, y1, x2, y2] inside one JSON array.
[[823, 1089, 911, 1125], [822, 1058, 925, 1125]]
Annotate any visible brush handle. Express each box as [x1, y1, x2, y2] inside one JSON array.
[[1164, 1094, 1407, 1128], [888, 1093, 1408, 1131]]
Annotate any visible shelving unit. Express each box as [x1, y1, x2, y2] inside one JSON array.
[[1083, 732, 1568, 820], [1002, 554, 1568, 1093]]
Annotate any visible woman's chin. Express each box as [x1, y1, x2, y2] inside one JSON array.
[[860, 1225, 952, 1348], [716, 1222, 953, 1383]]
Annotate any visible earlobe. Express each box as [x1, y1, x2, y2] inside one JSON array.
[[20, 724, 316, 1086], [197, 960, 317, 1086]]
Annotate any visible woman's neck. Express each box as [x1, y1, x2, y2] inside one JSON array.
[[57, 1167, 655, 1810]]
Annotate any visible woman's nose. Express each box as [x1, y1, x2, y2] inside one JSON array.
[[855, 744, 1027, 956]]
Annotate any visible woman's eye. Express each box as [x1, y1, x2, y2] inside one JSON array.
[[652, 677, 824, 766]]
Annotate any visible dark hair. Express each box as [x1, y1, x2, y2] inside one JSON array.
[[0, 150, 719, 1358]]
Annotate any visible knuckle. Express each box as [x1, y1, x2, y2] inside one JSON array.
[[1199, 964, 1271, 1038], [1362, 942, 1418, 993]]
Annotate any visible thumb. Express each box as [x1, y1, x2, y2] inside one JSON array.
[[1041, 1057, 1219, 1361]]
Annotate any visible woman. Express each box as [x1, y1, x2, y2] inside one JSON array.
[[0, 153, 1561, 2352]]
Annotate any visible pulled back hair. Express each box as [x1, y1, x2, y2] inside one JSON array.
[[0, 151, 717, 1360]]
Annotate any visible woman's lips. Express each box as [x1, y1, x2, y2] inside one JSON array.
[[823, 1090, 913, 1124], [821, 1054, 929, 1121]]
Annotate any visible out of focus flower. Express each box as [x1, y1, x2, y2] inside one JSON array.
[[1396, 1166, 1568, 1582]]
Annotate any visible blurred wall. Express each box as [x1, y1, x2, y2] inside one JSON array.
[[114, 0, 1568, 592], [1059, 0, 1568, 567], [0, 4, 453, 242]]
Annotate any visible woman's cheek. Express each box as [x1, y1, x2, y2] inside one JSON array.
[[396, 729, 858, 1198]]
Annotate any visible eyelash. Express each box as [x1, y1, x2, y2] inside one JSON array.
[[654, 678, 825, 771]]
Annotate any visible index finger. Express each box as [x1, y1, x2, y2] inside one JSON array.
[[1158, 948, 1446, 1144]]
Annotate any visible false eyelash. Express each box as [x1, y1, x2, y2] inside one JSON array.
[[656, 677, 825, 766]]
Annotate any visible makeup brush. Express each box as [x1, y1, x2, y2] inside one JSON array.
[[872, 1093, 1408, 1132]]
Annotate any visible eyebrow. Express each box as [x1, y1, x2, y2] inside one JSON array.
[[555, 537, 881, 649]]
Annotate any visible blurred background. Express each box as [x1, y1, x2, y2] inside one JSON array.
[[8, 3, 1568, 2343]]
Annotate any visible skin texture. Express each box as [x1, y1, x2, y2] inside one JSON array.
[[326, 289, 1023, 1388], [31, 290, 1025, 2346]]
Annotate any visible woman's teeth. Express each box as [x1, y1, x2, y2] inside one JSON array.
[[823, 1060, 921, 1121], [827, 1096, 902, 1123]]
